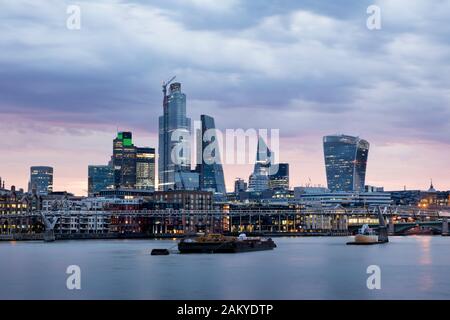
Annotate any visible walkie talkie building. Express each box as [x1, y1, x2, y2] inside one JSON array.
[[323, 135, 369, 192]]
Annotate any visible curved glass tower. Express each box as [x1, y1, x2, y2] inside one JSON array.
[[197, 115, 226, 194], [323, 135, 369, 192]]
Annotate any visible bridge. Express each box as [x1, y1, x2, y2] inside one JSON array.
[[391, 219, 449, 235], [1, 206, 449, 239]]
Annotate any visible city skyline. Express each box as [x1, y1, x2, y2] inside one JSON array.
[[1, 127, 447, 195], [1, 1, 450, 194]]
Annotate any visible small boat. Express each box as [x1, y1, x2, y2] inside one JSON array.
[[347, 224, 388, 245], [347, 207, 389, 245], [353, 224, 378, 244], [178, 233, 276, 254], [151, 248, 170, 255]]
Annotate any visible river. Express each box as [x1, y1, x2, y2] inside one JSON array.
[[0, 236, 449, 299]]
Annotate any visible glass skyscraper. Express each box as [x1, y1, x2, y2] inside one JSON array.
[[269, 163, 289, 190], [159, 82, 191, 191], [248, 136, 273, 192], [136, 147, 155, 190], [113, 132, 136, 189], [196, 114, 226, 194], [234, 178, 247, 195], [323, 135, 369, 192], [29, 166, 53, 195], [88, 165, 114, 196]]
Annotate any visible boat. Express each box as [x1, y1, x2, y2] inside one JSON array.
[[353, 224, 378, 244], [347, 206, 389, 245], [178, 233, 277, 253], [151, 248, 170, 255]]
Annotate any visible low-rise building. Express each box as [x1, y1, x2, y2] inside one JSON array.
[[149, 190, 213, 210], [0, 185, 42, 235], [295, 191, 392, 207]]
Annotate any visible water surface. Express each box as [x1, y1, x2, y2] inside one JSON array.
[[0, 236, 449, 299]]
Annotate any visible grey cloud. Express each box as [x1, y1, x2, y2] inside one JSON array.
[[0, 0, 449, 148]]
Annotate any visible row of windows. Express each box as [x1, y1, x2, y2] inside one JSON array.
[[0, 204, 27, 208]]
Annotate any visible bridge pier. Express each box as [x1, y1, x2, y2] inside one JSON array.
[[41, 213, 58, 242], [442, 218, 448, 236], [388, 220, 395, 236], [43, 230, 55, 242]]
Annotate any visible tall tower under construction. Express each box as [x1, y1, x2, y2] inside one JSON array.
[[158, 79, 191, 191]]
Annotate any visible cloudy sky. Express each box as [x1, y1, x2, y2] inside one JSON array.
[[1, 0, 449, 195]]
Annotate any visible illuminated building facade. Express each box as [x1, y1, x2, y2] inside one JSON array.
[[88, 165, 114, 196], [136, 147, 155, 190], [0, 186, 42, 235], [269, 163, 289, 190], [149, 190, 213, 210], [29, 166, 53, 195], [113, 132, 137, 189]]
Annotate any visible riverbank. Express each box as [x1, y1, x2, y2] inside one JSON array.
[[0, 231, 351, 241]]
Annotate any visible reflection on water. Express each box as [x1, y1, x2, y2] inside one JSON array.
[[417, 236, 433, 292], [1, 236, 450, 299], [418, 236, 432, 266]]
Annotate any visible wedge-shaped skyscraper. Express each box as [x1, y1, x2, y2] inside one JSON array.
[[323, 135, 369, 192], [196, 114, 226, 194]]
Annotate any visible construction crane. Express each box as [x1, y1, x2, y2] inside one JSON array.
[[162, 75, 176, 98]]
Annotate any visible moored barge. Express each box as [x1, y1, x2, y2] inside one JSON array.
[[178, 233, 276, 253]]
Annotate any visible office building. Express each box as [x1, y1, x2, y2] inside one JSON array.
[[295, 191, 392, 207], [136, 147, 156, 190], [159, 81, 191, 191], [113, 132, 137, 189], [323, 135, 369, 192], [149, 190, 213, 210], [88, 165, 114, 196], [196, 114, 226, 194], [248, 136, 272, 192], [174, 171, 199, 191], [269, 163, 289, 190], [234, 178, 247, 195], [29, 166, 53, 195]]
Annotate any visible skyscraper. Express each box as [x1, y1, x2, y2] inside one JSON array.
[[136, 147, 156, 190], [234, 178, 247, 195], [196, 115, 226, 194], [269, 163, 289, 190], [88, 165, 114, 196], [29, 166, 53, 195], [323, 134, 369, 192], [159, 81, 191, 191], [248, 136, 273, 192], [113, 132, 136, 189]]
